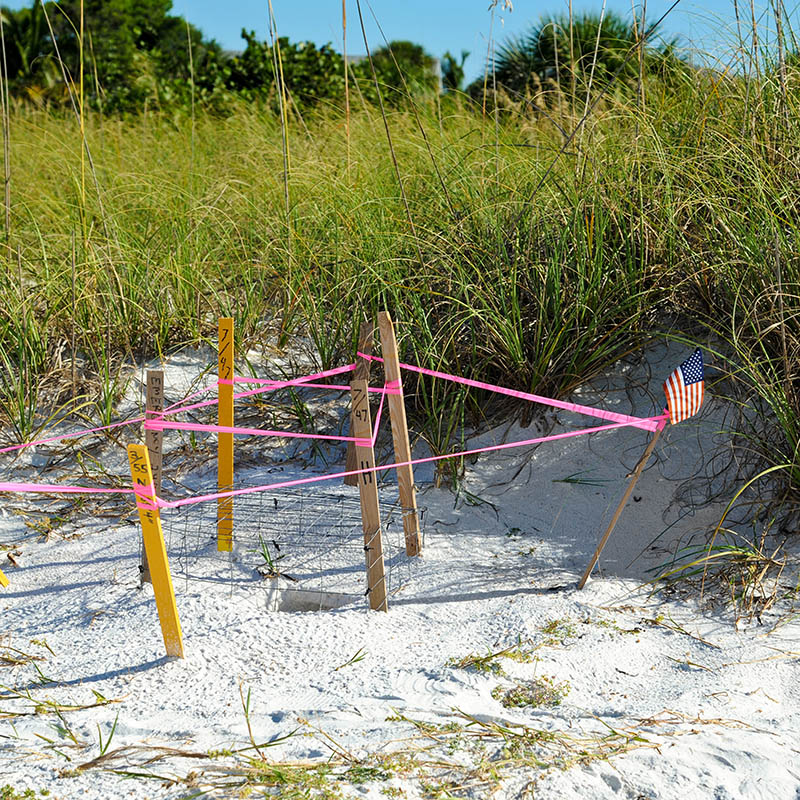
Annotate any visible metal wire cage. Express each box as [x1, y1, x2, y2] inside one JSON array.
[[159, 483, 424, 611]]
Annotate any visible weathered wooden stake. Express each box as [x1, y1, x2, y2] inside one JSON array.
[[350, 379, 388, 611], [0, 567, 8, 588], [344, 321, 374, 486], [578, 425, 665, 589], [141, 369, 164, 584], [127, 444, 184, 658], [217, 317, 234, 552], [377, 311, 421, 556]]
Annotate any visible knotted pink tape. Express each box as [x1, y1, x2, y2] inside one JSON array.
[[132, 482, 159, 511]]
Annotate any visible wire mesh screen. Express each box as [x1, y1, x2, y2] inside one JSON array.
[[160, 483, 423, 609]]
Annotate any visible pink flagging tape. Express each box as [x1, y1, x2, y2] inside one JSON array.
[[229, 362, 358, 387], [0, 413, 668, 505], [0, 415, 146, 456], [146, 376, 394, 446], [370, 386, 387, 447], [133, 482, 158, 511], [152, 380, 397, 419], [230, 381, 397, 405], [162, 381, 219, 413], [358, 353, 661, 433], [157, 363, 360, 418], [0, 363, 379, 458], [0, 482, 134, 496], [144, 418, 372, 446], [156, 413, 669, 509]]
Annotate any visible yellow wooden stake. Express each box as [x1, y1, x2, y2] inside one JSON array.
[[0, 567, 9, 588], [344, 321, 374, 486], [141, 369, 165, 584], [350, 379, 388, 611], [217, 317, 234, 552], [127, 444, 184, 658], [377, 311, 421, 556]]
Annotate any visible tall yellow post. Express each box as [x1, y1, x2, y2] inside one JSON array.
[[127, 444, 184, 659], [141, 369, 164, 584], [0, 567, 9, 588], [217, 317, 234, 551]]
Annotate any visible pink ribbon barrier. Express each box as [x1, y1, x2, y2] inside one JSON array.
[[228, 362, 358, 387], [155, 363, 360, 418], [0, 415, 146, 456], [144, 418, 373, 446], [358, 353, 663, 432], [162, 380, 219, 413], [0, 482, 135, 496], [0, 412, 668, 506], [155, 413, 669, 509], [0, 353, 671, 508]]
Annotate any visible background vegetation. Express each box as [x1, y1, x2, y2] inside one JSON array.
[[1, 1, 799, 547]]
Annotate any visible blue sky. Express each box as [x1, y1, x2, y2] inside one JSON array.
[[6, 1, 796, 80], [166, 0, 793, 80]]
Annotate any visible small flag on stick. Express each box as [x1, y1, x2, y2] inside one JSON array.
[[664, 348, 704, 424]]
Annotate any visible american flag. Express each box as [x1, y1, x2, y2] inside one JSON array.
[[663, 349, 704, 424]]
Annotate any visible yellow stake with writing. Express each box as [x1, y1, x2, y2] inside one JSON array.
[[127, 444, 184, 659], [217, 317, 234, 551]]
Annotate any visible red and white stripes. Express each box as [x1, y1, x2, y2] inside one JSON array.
[[663, 367, 704, 424]]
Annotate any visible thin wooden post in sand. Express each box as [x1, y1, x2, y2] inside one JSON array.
[[141, 369, 164, 584], [578, 424, 665, 589], [344, 321, 374, 486], [127, 444, 184, 658], [350, 379, 388, 611], [217, 317, 234, 552], [377, 311, 421, 556]]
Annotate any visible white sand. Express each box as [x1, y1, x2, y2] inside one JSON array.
[[1, 343, 799, 799]]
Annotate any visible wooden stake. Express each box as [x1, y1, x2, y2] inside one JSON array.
[[578, 425, 664, 589], [344, 321, 374, 486], [141, 369, 164, 585], [350, 379, 388, 611], [377, 311, 421, 556], [0, 567, 8, 588], [217, 317, 234, 552], [127, 444, 184, 658]]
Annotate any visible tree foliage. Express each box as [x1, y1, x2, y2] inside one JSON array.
[[469, 11, 686, 101], [442, 50, 469, 92], [369, 39, 439, 95], [0, 2, 440, 113]]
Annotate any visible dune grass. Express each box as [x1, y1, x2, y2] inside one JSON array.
[[1, 48, 799, 524]]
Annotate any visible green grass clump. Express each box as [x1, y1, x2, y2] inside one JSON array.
[[491, 676, 571, 709], [0, 788, 49, 800], [447, 637, 539, 675], [1, 31, 800, 545], [540, 618, 577, 646]]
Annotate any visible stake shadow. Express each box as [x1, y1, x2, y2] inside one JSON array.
[[8, 655, 169, 693]]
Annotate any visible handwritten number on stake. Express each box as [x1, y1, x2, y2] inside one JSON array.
[[360, 460, 372, 484]]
